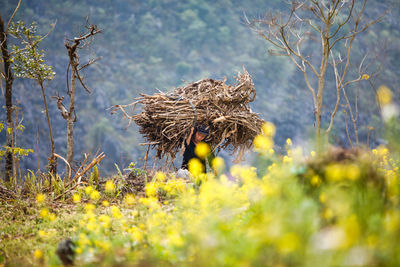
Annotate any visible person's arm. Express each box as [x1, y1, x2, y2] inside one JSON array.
[[186, 127, 195, 145]]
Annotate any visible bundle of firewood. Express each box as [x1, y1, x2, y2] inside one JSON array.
[[112, 68, 265, 161]]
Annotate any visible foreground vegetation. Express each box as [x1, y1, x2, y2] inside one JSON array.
[[1, 121, 400, 266]]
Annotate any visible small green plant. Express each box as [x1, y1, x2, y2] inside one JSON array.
[[124, 162, 147, 177]]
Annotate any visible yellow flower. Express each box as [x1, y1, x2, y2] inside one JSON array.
[[278, 232, 300, 254], [49, 213, 57, 222], [36, 193, 45, 204], [286, 138, 292, 146], [124, 194, 136, 206], [283, 155, 292, 164], [269, 148, 275, 155], [341, 214, 360, 248], [262, 121, 276, 137], [99, 214, 111, 228], [345, 164, 360, 180], [325, 164, 345, 181], [188, 158, 204, 176], [130, 227, 144, 242], [211, 157, 225, 174], [311, 175, 322, 187], [85, 185, 93, 195], [362, 74, 370, 80], [90, 190, 101, 201], [253, 134, 273, 152], [310, 151, 316, 157], [38, 230, 47, 238], [145, 182, 158, 197], [102, 200, 110, 207], [105, 180, 116, 193], [111, 205, 122, 219], [40, 208, 49, 219], [319, 192, 326, 203], [323, 208, 333, 220], [85, 203, 96, 213], [195, 142, 211, 159], [377, 85, 393, 106], [33, 249, 43, 259], [154, 171, 166, 182], [72, 193, 81, 203], [168, 230, 184, 247]]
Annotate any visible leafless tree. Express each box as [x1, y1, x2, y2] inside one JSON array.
[[59, 19, 101, 181], [247, 0, 384, 151]]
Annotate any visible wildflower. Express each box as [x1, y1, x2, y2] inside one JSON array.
[[282, 155, 292, 164], [325, 164, 345, 181], [311, 150, 316, 157], [78, 233, 91, 247], [145, 182, 158, 197], [40, 208, 49, 219], [262, 121, 276, 137], [253, 134, 273, 152], [341, 214, 360, 248], [311, 175, 322, 187], [36, 193, 45, 204], [362, 74, 370, 80], [345, 164, 360, 180], [377, 85, 393, 106], [38, 230, 47, 238], [75, 247, 83, 254], [102, 200, 110, 207], [90, 190, 101, 201], [85, 185, 93, 195], [154, 171, 166, 182], [211, 157, 225, 174], [323, 208, 333, 220], [195, 142, 211, 159], [319, 192, 327, 203], [105, 180, 116, 194], [99, 214, 111, 228], [85, 203, 96, 213], [111, 205, 122, 219], [86, 221, 97, 231], [278, 232, 300, 254], [188, 158, 204, 176], [124, 194, 136, 206], [269, 148, 275, 155], [48, 213, 57, 222], [286, 138, 292, 146], [130, 227, 144, 242], [33, 249, 43, 259], [168, 230, 184, 247], [72, 193, 81, 203]]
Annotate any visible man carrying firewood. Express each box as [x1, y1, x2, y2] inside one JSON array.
[[177, 124, 214, 178]]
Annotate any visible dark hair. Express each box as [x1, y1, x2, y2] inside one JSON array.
[[197, 124, 209, 135]]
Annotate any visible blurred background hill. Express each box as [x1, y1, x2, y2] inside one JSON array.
[[1, 0, 399, 175]]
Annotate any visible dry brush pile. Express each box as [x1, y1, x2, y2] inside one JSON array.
[[112, 68, 265, 162]]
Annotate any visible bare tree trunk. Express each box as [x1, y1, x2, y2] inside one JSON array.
[[0, 15, 14, 182], [66, 65, 76, 180], [39, 81, 57, 177], [63, 22, 102, 181], [316, 26, 331, 152]]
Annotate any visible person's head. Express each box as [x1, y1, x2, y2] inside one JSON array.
[[194, 124, 209, 142]]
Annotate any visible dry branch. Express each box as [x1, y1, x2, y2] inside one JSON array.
[[112, 68, 265, 161]]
